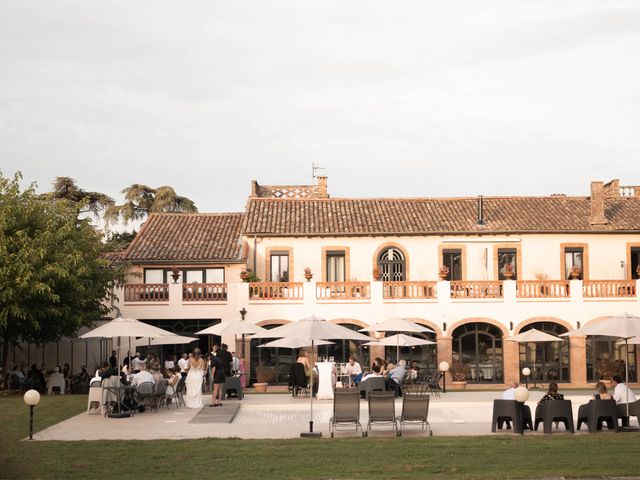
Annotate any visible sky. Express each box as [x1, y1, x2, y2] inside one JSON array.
[[1, 0, 639, 214]]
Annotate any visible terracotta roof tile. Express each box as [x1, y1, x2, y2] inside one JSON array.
[[243, 196, 640, 236], [125, 213, 245, 263]]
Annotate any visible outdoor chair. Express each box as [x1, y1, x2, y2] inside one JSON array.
[[154, 381, 168, 410], [534, 400, 575, 434], [176, 377, 186, 407], [616, 400, 640, 428], [329, 388, 362, 437], [426, 372, 442, 398], [366, 391, 398, 436], [577, 399, 619, 432], [46, 374, 66, 395], [222, 376, 244, 400], [397, 393, 432, 436], [135, 381, 156, 412], [166, 379, 182, 408], [87, 383, 104, 414], [359, 377, 386, 399], [491, 400, 526, 433], [290, 362, 308, 397]]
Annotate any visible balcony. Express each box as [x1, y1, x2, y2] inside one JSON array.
[[383, 281, 437, 300], [316, 282, 371, 301], [124, 283, 169, 302], [516, 281, 570, 299], [182, 283, 227, 302], [583, 280, 636, 298], [249, 282, 304, 301], [450, 281, 503, 299]]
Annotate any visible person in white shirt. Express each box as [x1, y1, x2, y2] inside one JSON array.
[[612, 374, 637, 426], [131, 353, 145, 372], [164, 355, 175, 371], [131, 364, 155, 387], [502, 381, 518, 400], [344, 356, 362, 386], [177, 353, 189, 379], [231, 352, 240, 374]]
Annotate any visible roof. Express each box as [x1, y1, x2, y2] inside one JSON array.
[[242, 196, 640, 236], [125, 213, 245, 263], [102, 251, 126, 266]]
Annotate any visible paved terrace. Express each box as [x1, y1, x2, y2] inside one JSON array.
[[32, 390, 638, 441]]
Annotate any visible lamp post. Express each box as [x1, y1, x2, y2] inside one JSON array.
[[239, 308, 248, 357], [522, 367, 531, 390], [438, 361, 450, 393], [23, 389, 41, 440], [514, 386, 530, 435]]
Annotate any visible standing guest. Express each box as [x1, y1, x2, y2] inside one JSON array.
[[28, 364, 46, 393], [164, 355, 175, 371], [388, 360, 407, 396], [231, 352, 240, 374], [537, 381, 564, 406], [344, 356, 362, 386], [178, 353, 189, 380], [131, 352, 145, 372], [210, 346, 226, 407], [109, 350, 118, 370], [238, 353, 247, 388], [185, 348, 205, 409], [296, 350, 312, 384], [219, 344, 233, 377]]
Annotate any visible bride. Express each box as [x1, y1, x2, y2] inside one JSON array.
[[184, 348, 205, 409]]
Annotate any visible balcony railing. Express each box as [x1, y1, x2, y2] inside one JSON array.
[[516, 280, 570, 298], [182, 283, 228, 302], [383, 281, 437, 299], [450, 281, 503, 299], [124, 283, 169, 302], [583, 280, 636, 298], [316, 282, 371, 301], [249, 282, 304, 301]]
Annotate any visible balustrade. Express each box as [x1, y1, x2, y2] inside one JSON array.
[[450, 281, 503, 299], [383, 281, 437, 299], [182, 283, 228, 302], [249, 282, 304, 300], [124, 283, 169, 302], [316, 281, 370, 300], [516, 280, 570, 298], [583, 280, 636, 298]]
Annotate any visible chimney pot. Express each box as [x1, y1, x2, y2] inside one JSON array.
[[589, 181, 608, 225], [316, 176, 329, 198]]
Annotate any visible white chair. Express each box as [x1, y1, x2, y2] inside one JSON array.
[[47, 373, 66, 395], [87, 384, 104, 414]]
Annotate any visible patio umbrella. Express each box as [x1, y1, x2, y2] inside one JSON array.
[[562, 313, 640, 419], [363, 333, 435, 348], [134, 335, 198, 347], [196, 320, 268, 357], [360, 317, 435, 361], [80, 317, 177, 369], [506, 328, 562, 387], [258, 338, 334, 349], [252, 314, 371, 437]]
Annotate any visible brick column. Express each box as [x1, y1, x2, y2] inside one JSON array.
[[437, 336, 453, 383], [570, 336, 587, 386], [503, 337, 519, 386]]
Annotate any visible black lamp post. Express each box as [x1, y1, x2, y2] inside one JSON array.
[[239, 308, 248, 357], [439, 361, 450, 393], [24, 389, 41, 440]]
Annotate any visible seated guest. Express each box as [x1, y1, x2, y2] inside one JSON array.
[[131, 363, 155, 387], [593, 381, 613, 400], [537, 381, 563, 406], [361, 363, 382, 382], [612, 373, 637, 425], [166, 368, 181, 399], [344, 356, 362, 386], [151, 365, 164, 385], [499, 381, 532, 430], [9, 366, 25, 391], [28, 364, 46, 393], [502, 381, 518, 400], [131, 352, 145, 373], [177, 353, 189, 380], [388, 360, 407, 397], [164, 355, 175, 371]]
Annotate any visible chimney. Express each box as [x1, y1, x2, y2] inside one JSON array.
[[477, 195, 485, 225], [589, 181, 608, 225], [250, 180, 259, 197], [316, 176, 329, 198]]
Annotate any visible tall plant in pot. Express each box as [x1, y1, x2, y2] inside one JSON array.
[[254, 365, 277, 393], [450, 362, 468, 390]]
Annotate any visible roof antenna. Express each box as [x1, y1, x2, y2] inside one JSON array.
[[312, 162, 325, 184], [477, 195, 486, 225]]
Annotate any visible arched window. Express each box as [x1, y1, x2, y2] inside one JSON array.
[[249, 323, 294, 385], [518, 322, 570, 383], [452, 322, 503, 383], [378, 247, 406, 282], [586, 336, 637, 382]]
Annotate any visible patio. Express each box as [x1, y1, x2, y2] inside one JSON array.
[[30, 390, 625, 441]]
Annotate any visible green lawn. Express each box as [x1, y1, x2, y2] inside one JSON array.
[[1, 394, 639, 479]]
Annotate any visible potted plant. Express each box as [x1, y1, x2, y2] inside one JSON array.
[[438, 265, 450, 280], [254, 365, 277, 393], [570, 266, 582, 279], [170, 266, 181, 283], [450, 362, 468, 390], [503, 263, 514, 279], [240, 268, 250, 282], [304, 267, 313, 282]]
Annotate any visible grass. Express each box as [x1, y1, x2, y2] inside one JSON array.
[[1, 394, 640, 479]]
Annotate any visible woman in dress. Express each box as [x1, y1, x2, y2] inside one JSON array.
[[537, 381, 564, 406], [184, 348, 205, 409], [238, 353, 247, 389], [210, 345, 226, 407]]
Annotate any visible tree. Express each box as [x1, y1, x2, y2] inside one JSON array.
[[44, 176, 114, 218], [0, 172, 118, 371], [105, 184, 197, 225], [103, 231, 137, 252]]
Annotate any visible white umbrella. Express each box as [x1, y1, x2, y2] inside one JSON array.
[[252, 315, 371, 437], [196, 319, 268, 358], [562, 313, 640, 419], [134, 335, 198, 347], [360, 317, 435, 361], [363, 333, 435, 348], [507, 328, 562, 387], [80, 317, 177, 368], [258, 338, 334, 349]]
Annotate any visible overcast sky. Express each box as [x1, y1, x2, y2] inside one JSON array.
[[1, 0, 639, 213]]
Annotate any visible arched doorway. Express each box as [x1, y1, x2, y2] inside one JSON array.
[[378, 247, 406, 281], [249, 323, 294, 385], [586, 336, 637, 382], [452, 322, 503, 383], [318, 323, 370, 368], [517, 322, 570, 383]]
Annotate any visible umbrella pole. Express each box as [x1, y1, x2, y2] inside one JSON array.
[[397, 337, 400, 365], [626, 338, 630, 419], [301, 339, 321, 437]]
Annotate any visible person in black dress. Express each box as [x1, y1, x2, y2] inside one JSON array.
[[210, 345, 226, 407]]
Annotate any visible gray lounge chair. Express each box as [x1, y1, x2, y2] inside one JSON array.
[[534, 400, 574, 434], [359, 377, 386, 398], [366, 391, 398, 437], [329, 389, 362, 437], [397, 393, 432, 436], [577, 399, 619, 432]]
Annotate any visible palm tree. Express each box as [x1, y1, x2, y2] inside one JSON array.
[[105, 184, 197, 224], [45, 177, 114, 218]]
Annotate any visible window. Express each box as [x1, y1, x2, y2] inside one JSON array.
[[378, 247, 405, 281], [181, 268, 225, 283], [442, 249, 462, 281], [631, 247, 640, 280], [497, 248, 517, 280], [587, 336, 637, 382], [452, 322, 503, 383], [184, 270, 203, 284], [206, 268, 225, 283], [564, 248, 584, 279], [144, 269, 166, 283], [326, 251, 346, 282], [270, 252, 289, 282], [518, 322, 570, 383]]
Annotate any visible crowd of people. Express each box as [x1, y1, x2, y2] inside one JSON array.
[[4, 362, 90, 394]]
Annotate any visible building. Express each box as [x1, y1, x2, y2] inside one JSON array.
[[9, 177, 640, 388]]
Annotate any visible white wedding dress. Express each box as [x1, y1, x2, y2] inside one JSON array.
[[184, 359, 204, 409]]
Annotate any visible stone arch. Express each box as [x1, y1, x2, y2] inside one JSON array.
[[328, 318, 369, 329], [448, 317, 509, 338], [404, 317, 443, 337], [515, 317, 573, 334], [372, 242, 410, 281], [255, 319, 291, 327]]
